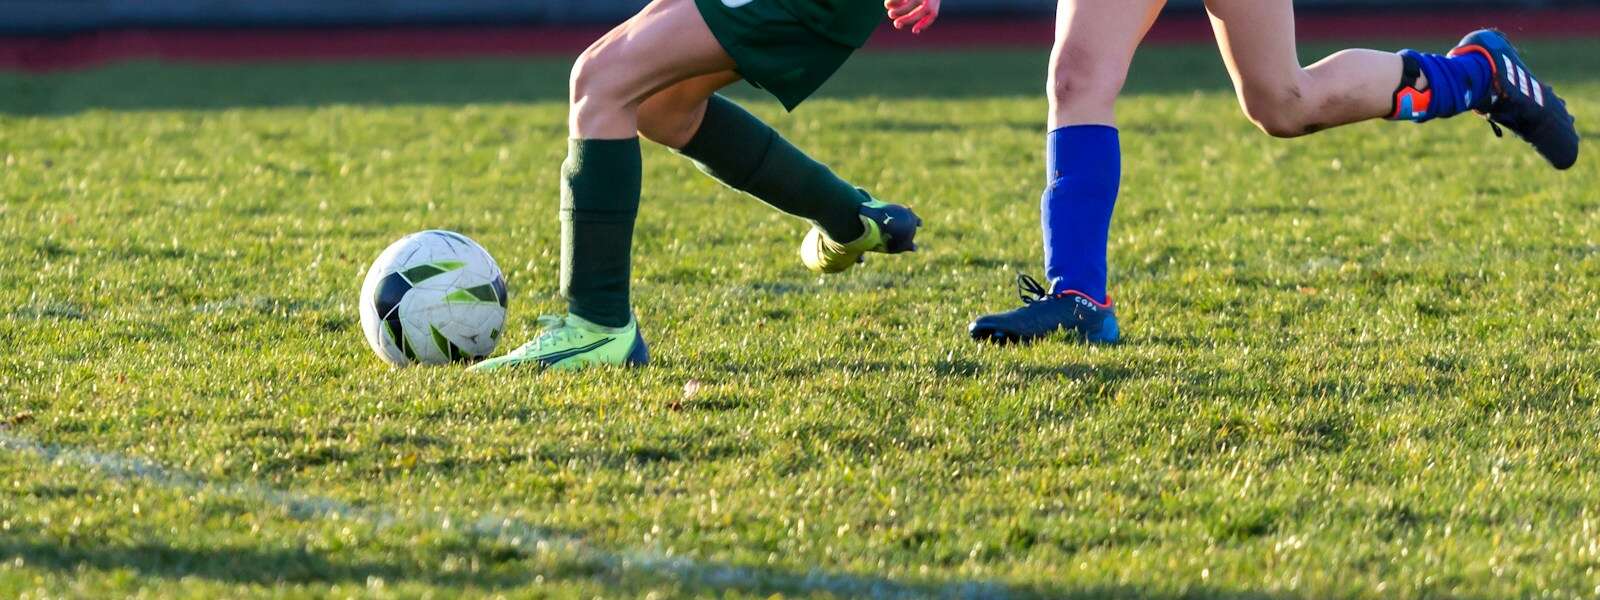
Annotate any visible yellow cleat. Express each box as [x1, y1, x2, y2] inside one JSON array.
[[800, 196, 922, 274]]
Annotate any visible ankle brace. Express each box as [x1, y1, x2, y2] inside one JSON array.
[[1390, 53, 1434, 121]]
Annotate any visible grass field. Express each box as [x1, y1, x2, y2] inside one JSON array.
[[2, 37, 1599, 598]]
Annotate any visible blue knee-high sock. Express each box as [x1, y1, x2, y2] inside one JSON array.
[[1392, 50, 1493, 121], [1041, 125, 1120, 303]]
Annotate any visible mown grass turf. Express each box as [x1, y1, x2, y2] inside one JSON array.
[[2, 38, 1598, 598]]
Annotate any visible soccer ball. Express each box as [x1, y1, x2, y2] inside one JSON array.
[[359, 230, 508, 367]]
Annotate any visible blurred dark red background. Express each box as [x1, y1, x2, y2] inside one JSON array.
[[3, 1, 1598, 72]]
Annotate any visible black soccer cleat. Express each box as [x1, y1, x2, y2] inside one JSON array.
[[1451, 29, 1580, 170], [968, 274, 1121, 345]]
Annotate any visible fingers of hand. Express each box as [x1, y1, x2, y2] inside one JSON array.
[[887, 0, 921, 22], [911, 10, 938, 34], [892, 6, 927, 30]]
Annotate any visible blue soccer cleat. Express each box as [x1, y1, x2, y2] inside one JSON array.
[[968, 274, 1120, 345], [1451, 29, 1580, 170]]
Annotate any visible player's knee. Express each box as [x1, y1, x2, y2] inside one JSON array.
[[1047, 56, 1125, 118], [1247, 110, 1306, 138], [1239, 84, 1318, 138], [569, 39, 631, 113]]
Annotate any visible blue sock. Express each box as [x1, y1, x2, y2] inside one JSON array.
[[1041, 125, 1120, 303], [1392, 50, 1493, 121]]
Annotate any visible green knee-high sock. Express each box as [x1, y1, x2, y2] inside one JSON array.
[[561, 138, 641, 328], [678, 95, 867, 242]]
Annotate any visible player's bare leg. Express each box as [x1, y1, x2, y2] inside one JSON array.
[[971, 0, 1164, 345], [636, 71, 743, 149], [1206, 0, 1407, 136], [1047, 0, 1166, 128], [566, 0, 734, 140], [1207, 0, 1577, 167]]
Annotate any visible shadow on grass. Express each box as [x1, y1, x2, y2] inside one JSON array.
[[3, 431, 1308, 598], [689, 355, 1138, 388], [4, 39, 1593, 115], [0, 537, 549, 590], [0, 535, 1303, 599], [929, 357, 1138, 383]]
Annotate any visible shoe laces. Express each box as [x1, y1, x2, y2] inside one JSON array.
[[1482, 82, 1572, 140], [530, 315, 578, 348], [1015, 273, 1055, 305], [1481, 85, 1514, 138]]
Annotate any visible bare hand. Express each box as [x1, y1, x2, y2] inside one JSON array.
[[885, 0, 940, 34]]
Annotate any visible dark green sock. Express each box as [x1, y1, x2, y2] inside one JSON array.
[[678, 95, 866, 241], [561, 138, 641, 328]]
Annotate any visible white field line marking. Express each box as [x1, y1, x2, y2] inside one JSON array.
[[0, 431, 1016, 599]]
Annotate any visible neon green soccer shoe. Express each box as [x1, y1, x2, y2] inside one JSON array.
[[468, 314, 648, 372], [800, 195, 922, 274]]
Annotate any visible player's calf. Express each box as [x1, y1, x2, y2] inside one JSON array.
[[970, 124, 1121, 344], [676, 94, 880, 250], [637, 73, 742, 149]]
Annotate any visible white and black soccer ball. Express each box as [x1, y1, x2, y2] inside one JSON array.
[[358, 230, 508, 367]]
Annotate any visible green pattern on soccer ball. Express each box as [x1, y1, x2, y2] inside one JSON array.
[[400, 260, 466, 284], [429, 324, 466, 361], [443, 284, 500, 304]]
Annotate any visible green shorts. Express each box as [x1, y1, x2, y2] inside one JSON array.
[[695, 0, 866, 110]]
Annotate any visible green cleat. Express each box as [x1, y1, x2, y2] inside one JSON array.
[[468, 314, 648, 372], [800, 193, 922, 274]]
